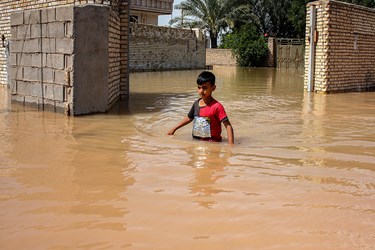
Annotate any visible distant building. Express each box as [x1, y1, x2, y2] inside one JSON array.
[[130, 0, 174, 25]]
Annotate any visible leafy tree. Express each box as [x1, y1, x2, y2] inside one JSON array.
[[262, 0, 298, 37], [220, 24, 268, 67], [224, 1, 260, 30], [287, 0, 309, 38], [223, 0, 305, 37], [169, 0, 224, 48], [169, 0, 246, 48]]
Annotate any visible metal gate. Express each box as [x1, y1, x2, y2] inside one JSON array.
[[276, 38, 304, 68]]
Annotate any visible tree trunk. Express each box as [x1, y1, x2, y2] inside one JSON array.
[[210, 33, 218, 48]]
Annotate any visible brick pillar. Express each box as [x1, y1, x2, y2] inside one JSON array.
[[266, 37, 276, 67], [9, 5, 117, 115], [119, 0, 129, 100]]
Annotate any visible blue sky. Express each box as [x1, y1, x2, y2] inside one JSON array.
[[158, 0, 182, 26]]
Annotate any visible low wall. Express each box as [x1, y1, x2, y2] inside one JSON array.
[[130, 23, 206, 71], [206, 49, 236, 66], [305, 0, 375, 93], [206, 38, 279, 67]]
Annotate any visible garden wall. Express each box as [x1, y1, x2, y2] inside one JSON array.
[[206, 38, 282, 68], [129, 23, 206, 71], [206, 49, 236, 66]]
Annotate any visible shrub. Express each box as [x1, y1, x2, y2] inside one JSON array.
[[220, 24, 268, 67]]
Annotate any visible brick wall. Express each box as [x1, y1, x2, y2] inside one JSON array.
[[118, 0, 129, 100], [0, 0, 129, 114], [1, 1, 105, 85], [266, 37, 276, 67], [9, 7, 75, 112], [129, 23, 206, 71], [305, 0, 375, 93]]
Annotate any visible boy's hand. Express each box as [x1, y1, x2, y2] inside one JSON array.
[[167, 117, 193, 136], [223, 120, 234, 144], [167, 129, 176, 135]]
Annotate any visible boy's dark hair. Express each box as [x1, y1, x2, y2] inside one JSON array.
[[197, 71, 215, 86]]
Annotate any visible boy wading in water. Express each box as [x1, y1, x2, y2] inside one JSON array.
[[167, 71, 234, 144]]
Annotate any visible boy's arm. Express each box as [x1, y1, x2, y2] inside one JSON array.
[[223, 120, 234, 144], [167, 117, 193, 135]]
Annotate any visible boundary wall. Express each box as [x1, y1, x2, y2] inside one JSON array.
[[206, 38, 300, 68], [305, 0, 375, 93], [129, 23, 205, 71], [0, 0, 129, 115], [206, 49, 236, 66]]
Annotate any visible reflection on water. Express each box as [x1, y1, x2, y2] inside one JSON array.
[[1, 66, 374, 249]]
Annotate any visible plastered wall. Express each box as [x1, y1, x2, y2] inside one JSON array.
[[129, 23, 206, 71], [206, 49, 236, 66]]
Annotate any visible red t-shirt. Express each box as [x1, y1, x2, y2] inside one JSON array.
[[188, 98, 228, 141]]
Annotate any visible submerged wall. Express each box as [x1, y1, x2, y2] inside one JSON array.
[[9, 4, 128, 115], [129, 23, 206, 71], [305, 0, 375, 93]]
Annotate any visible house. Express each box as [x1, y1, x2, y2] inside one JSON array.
[[130, 0, 174, 25]]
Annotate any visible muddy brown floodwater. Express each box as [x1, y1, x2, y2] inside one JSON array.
[[0, 66, 374, 249]]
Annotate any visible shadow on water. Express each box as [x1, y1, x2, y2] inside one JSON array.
[[108, 91, 196, 115]]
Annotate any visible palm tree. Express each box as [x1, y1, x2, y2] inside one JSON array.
[[169, 0, 243, 48]]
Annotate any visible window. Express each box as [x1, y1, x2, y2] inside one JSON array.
[[130, 15, 139, 23]]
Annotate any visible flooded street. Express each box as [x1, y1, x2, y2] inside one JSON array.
[[1, 66, 374, 249]]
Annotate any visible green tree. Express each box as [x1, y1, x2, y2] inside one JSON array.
[[169, 0, 244, 48], [287, 0, 309, 38], [224, 1, 259, 29], [220, 24, 268, 67], [263, 0, 297, 37], [227, 0, 302, 37]]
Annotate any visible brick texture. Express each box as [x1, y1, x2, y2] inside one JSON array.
[[305, 0, 375, 93], [0, 0, 129, 113]]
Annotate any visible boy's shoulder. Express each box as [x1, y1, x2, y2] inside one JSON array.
[[210, 98, 222, 106]]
